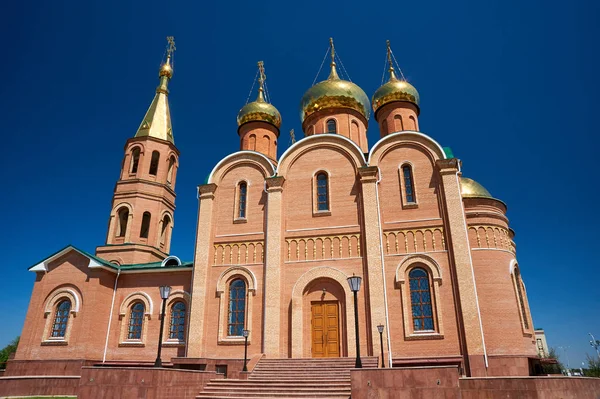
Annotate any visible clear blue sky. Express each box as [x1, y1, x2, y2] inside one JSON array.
[[1, 0, 598, 368]]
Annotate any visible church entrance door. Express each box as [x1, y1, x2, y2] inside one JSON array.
[[311, 301, 340, 358]]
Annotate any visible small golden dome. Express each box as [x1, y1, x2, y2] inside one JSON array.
[[461, 177, 493, 199], [159, 62, 173, 78], [237, 91, 282, 129], [372, 77, 420, 115], [300, 65, 370, 123]]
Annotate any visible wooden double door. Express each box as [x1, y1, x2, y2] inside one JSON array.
[[311, 301, 340, 358]]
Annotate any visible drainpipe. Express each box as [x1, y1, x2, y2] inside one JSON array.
[[374, 167, 393, 367], [103, 267, 121, 363]]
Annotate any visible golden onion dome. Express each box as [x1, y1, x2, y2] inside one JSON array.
[[461, 177, 493, 199], [237, 93, 282, 129], [300, 64, 370, 123], [159, 62, 173, 78], [372, 74, 420, 115]]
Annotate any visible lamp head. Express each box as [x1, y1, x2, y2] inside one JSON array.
[[377, 324, 384, 334], [159, 285, 172, 300], [242, 329, 250, 338], [347, 274, 362, 292]]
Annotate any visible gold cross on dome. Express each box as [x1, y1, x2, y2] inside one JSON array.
[[166, 36, 176, 57], [258, 61, 266, 87]]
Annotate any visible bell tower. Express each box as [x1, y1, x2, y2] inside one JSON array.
[[96, 37, 179, 265]]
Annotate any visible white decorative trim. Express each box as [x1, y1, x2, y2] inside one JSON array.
[[384, 218, 443, 224], [120, 292, 154, 317], [277, 134, 366, 176], [161, 255, 182, 267], [368, 131, 446, 164], [207, 151, 275, 185], [44, 288, 81, 315]]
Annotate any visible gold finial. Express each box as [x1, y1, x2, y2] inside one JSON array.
[[159, 36, 176, 79], [290, 128, 296, 144], [257, 60, 266, 102], [386, 40, 398, 81], [328, 37, 340, 80]]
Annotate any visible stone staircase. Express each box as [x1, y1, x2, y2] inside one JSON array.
[[196, 357, 378, 399]]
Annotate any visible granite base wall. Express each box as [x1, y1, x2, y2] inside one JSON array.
[[0, 375, 79, 397], [351, 366, 600, 399], [459, 376, 600, 399], [4, 359, 97, 376], [77, 366, 221, 399]]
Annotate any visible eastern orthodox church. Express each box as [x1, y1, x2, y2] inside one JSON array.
[[13, 38, 538, 378]]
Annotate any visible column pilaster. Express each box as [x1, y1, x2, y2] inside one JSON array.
[[358, 166, 390, 360], [187, 183, 218, 357], [263, 176, 284, 357], [436, 159, 486, 376]]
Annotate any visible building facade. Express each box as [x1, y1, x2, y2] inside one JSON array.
[[12, 40, 538, 378]]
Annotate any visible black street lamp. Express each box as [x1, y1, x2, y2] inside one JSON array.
[[347, 274, 362, 368], [242, 329, 250, 372], [154, 285, 172, 368], [377, 324, 385, 368]]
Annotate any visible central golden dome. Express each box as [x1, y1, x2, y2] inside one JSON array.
[[300, 64, 370, 123], [461, 177, 493, 199]]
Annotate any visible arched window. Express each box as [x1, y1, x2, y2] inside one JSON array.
[[514, 268, 529, 329], [409, 268, 434, 331], [238, 182, 247, 219], [140, 212, 151, 239], [167, 156, 176, 185], [149, 151, 160, 176], [169, 301, 186, 340], [307, 125, 315, 136], [409, 115, 417, 130], [316, 172, 329, 211], [350, 120, 360, 143], [128, 302, 145, 340], [160, 214, 171, 244], [228, 279, 246, 336], [326, 119, 337, 134], [402, 164, 416, 203], [394, 115, 404, 131], [381, 119, 388, 134], [130, 148, 141, 174], [249, 134, 256, 151], [51, 299, 71, 338], [117, 208, 129, 237]]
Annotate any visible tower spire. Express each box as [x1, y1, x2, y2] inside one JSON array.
[[386, 40, 398, 81], [134, 36, 176, 143], [328, 37, 340, 80], [257, 61, 266, 102]]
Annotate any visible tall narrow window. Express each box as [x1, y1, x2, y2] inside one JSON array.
[[228, 279, 246, 336], [167, 156, 176, 185], [117, 208, 129, 237], [316, 173, 329, 211], [149, 151, 160, 176], [394, 115, 404, 131], [140, 212, 151, 238], [128, 302, 145, 340], [51, 299, 71, 338], [402, 165, 416, 203], [326, 119, 337, 134], [409, 268, 434, 331], [238, 182, 247, 219], [161, 214, 171, 244], [169, 301, 186, 340], [130, 148, 140, 174], [514, 268, 529, 329]]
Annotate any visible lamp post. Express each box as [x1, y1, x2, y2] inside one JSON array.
[[242, 329, 250, 372], [347, 274, 362, 368], [377, 324, 385, 368], [154, 285, 172, 368]]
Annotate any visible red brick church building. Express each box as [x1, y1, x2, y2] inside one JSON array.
[[12, 38, 539, 382]]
